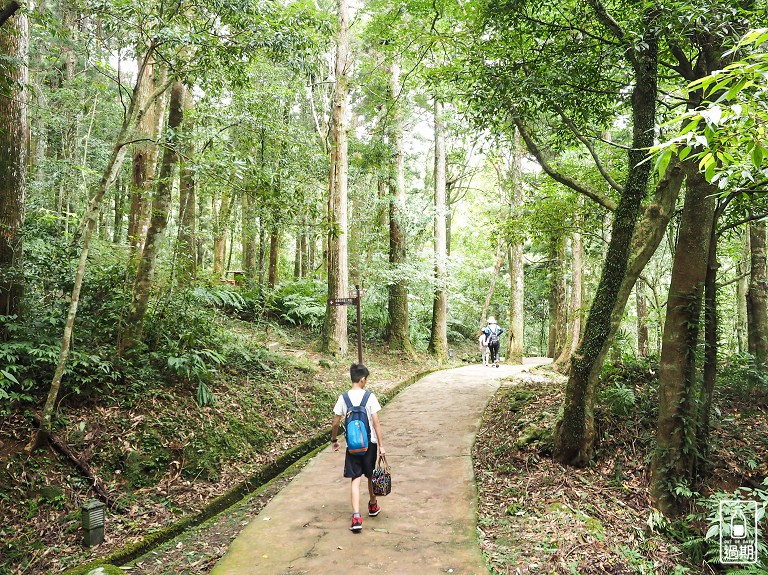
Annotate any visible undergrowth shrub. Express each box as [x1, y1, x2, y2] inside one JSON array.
[[719, 352, 768, 401], [269, 279, 326, 330]]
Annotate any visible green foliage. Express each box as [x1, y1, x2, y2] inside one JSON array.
[[696, 479, 768, 569], [599, 382, 637, 417], [719, 352, 768, 400], [269, 279, 327, 330]]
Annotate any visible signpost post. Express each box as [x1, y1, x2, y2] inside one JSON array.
[[329, 285, 366, 363]]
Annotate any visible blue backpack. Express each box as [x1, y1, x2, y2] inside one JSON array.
[[343, 391, 371, 454]]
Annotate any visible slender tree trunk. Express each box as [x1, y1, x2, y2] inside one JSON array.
[[120, 81, 185, 354], [555, 219, 584, 372], [650, 165, 716, 516], [386, 60, 414, 355], [554, 34, 660, 466], [258, 223, 266, 285], [113, 176, 126, 244], [548, 234, 567, 358], [636, 282, 649, 357], [300, 226, 308, 278], [0, 8, 28, 330], [428, 99, 448, 362], [29, 48, 170, 449], [747, 220, 768, 367], [293, 231, 301, 279], [697, 201, 723, 478], [268, 229, 279, 288], [212, 191, 233, 276], [242, 191, 257, 279], [177, 88, 196, 286], [506, 139, 525, 364], [321, 0, 350, 356], [736, 230, 750, 353]]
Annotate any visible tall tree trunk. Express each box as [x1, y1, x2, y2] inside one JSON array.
[[650, 165, 716, 516], [268, 229, 279, 288], [636, 282, 649, 357], [127, 53, 165, 249], [321, 0, 350, 356], [548, 234, 567, 358], [212, 191, 233, 276], [242, 191, 258, 279], [747, 220, 768, 367], [386, 60, 414, 355], [553, 33, 660, 466], [555, 218, 584, 372], [258, 223, 266, 285], [428, 99, 448, 362], [120, 81, 185, 354], [736, 230, 750, 353], [506, 138, 525, 364], [29, 48, 170, 450], [0, 8, 28, 330], [697, 200, 725, 479], [176, 88, 196, 286], [293, 230, 301, 279], [113, 176, 126, 244], [300, 226, 308, 278]]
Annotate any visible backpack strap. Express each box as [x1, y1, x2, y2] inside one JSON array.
[[360, 391, 371, 408], [342, 392, 353, 410]]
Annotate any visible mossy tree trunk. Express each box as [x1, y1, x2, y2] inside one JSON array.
[[554, 31, 659, 466], [428, 98, 448, 362], [650, 165, 716, 516]]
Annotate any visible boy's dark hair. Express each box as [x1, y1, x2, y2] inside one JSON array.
[[350, 363, 369, 383]]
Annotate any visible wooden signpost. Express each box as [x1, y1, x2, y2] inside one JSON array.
[[329, 285, 366, 363]]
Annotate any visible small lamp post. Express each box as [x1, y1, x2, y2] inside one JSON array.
[[81, 499, 106, 546]]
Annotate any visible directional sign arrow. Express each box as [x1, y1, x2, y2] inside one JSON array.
[[329, 297, 357, 306]]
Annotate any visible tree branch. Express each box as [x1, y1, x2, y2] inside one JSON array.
[[512, 116, 618, 212], [550, 101, 624, 194], [0, 1, 20, 28]]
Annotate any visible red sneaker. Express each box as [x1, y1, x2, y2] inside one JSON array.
[[350, 514, 363, 532], [368, 501, 381, 517]]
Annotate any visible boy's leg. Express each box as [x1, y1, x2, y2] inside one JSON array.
[[350, 476, 362, 515]]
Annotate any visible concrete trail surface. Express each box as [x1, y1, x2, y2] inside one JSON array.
[[210, 359, 549, 575]]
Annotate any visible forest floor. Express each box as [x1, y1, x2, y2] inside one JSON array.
[[0, 321, 454, 575], [474, 366, 768, 574], [2, 324, 767, 575]]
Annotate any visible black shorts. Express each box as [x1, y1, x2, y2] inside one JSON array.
[[343, 442, 378, 479]]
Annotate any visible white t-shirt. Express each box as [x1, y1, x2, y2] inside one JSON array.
[[334, 388, 382, 444]]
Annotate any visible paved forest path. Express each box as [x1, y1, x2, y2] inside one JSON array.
[[210, 359, 549, 575]]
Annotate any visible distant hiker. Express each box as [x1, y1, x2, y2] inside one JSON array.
[[331, 363, 387, 532], [484, 316, 504, 368], [478, 329, 490, 366]]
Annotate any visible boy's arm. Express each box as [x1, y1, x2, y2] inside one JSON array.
[[331, 414, 342, 452], [371, 412, 385, 455]]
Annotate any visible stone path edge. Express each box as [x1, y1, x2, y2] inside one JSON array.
[[61, 367, 441, 575]]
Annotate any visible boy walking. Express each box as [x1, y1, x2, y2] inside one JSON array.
[[331, 363, 386, 532]]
